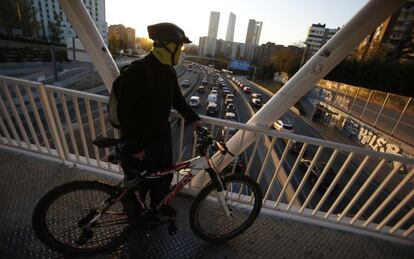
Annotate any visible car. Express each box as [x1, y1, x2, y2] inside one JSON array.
[[226, 103, 236, 112], [201, 79, 208, 85], [288, 141, 304, 154], [223, 89, 231, 97], [189, 96, 200, 108], [272, 120, 294, 133], [224, 98, 234, 106], [224, 112, 236, 120], [251, 97, 262, 107], [206, 102, 218, 117], [211, 89, 218, 95], [225, 93, 235, 99], [243, 86, 251, 93], [181, 79, 190, 87], [212, 86, 218, 91], [299, 159, 338, 192], [197, 85, 205, 93], [207, 94, 217, 103], [251, 93, 262, 101], [187, 68, 192, 72], [222, 126, 238, 139]]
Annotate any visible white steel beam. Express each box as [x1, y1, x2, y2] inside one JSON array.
[[59, 0, 119, 90]]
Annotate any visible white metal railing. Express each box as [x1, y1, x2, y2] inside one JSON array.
[[1, 75, 413, 243]]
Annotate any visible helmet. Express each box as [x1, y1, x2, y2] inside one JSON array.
[[147, 23, 191, 44]]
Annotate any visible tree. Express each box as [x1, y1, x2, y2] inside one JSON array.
[[135, 37, 153, 52], [48, 12, 62, 43], [0, 0, 39, 38], [270, 46, 303, 77], [183, 44, 198, 56], [109, 32, 121, 53], [325, 58, 414, 97]]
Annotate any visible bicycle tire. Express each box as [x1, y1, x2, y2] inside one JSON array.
[[189, 174, 262, 242], [32, 181, 137, 255]]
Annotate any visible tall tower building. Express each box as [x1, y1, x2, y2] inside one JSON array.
[[226, 12, 236, 42], [208, 11, 220, 38], [245, 19, 262, 45]]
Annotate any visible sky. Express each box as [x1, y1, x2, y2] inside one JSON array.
[[106, 0, 370, 46]]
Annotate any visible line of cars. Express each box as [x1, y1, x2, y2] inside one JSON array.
[[230, 77, 251, 94]]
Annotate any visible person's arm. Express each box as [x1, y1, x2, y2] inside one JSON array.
[[117, 65, 149, 154]]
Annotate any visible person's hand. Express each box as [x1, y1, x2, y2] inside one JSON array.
[[192, 120, 203, 130], [131, 150, 145, 161]]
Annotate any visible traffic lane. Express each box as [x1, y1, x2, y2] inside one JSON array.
[[233, 77, 331, 205], [223, 77, 286, 200]]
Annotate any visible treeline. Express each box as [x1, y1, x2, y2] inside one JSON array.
[[325, 59, 414, 97]]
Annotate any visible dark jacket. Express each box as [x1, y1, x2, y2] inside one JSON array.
[[117, 53, 199, 172]]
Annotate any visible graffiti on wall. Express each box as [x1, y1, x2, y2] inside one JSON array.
[[342, 118, 408, 172], [343, 119, 401, 154]]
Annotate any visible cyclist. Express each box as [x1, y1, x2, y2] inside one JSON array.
[[117, 22, 202, 217]]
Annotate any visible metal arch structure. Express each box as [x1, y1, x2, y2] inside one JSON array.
[[59, 0, 407, 176], [58, 0, 119, 91]]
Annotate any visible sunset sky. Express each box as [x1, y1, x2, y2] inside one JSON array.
[[106, 0, 369, 46]]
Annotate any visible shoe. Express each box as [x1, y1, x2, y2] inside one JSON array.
[[158, 204, 177, 217]]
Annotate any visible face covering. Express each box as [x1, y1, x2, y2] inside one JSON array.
[[152, 42, 183, 66]]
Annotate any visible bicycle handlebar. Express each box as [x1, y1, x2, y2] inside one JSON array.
[[196, 127, 234, 157]]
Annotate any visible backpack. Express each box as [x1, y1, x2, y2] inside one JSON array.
[[108, 64, 131, 129], [108, 59, 152, 129]]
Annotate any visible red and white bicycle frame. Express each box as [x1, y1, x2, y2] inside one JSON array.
[[141, 155, 232, 216]]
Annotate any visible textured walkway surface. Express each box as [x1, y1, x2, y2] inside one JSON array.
[[0, 147, 413, 259]]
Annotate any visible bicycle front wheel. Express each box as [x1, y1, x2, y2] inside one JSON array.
[[32, 181, 136, 255], [189, 174, 263, 242]]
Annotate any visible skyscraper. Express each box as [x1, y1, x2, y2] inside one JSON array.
[[226, 12, 236, 42], [245, 19, 262, 45], [208, 11, 220, 39]]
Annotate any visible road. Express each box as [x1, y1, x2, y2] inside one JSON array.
[[319, 88, 414, 146]]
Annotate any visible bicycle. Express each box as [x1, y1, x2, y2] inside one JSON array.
[[32, 127, 263, 255]]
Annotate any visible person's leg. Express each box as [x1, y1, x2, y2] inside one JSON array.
[[149, 174, 173, 209]]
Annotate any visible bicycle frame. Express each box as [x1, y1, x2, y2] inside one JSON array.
[[128, 153, 232, 216]]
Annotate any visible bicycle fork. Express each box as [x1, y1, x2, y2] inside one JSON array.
[[207, 168, 232, 217]]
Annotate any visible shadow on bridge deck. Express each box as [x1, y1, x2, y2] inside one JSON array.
[[0, 147, 412, 259]]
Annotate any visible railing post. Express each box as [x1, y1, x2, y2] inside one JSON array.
[[373, 93, 390, 126], [38, 84, 66, 161], [360, 90, 373, 119], [349, 87, 360, 113], [391, 97, 411, 135]]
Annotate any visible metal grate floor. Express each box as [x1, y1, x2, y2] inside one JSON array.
[[0, 147, 413, 259]]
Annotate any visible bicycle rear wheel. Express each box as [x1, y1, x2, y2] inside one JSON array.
[[189, 174, 262, 242], [32, 181, 136, 255]]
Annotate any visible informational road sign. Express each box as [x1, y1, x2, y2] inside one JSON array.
[[229, 59, 250, 71]]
